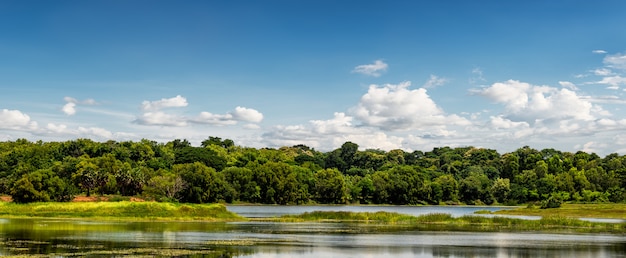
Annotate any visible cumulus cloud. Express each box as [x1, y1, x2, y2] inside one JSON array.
[[46, 123, 68, 134], [231, 106, 264, 123], [423, 74, 449, 88], [352, 60, 388, 77], [0, 109, 38, 130], [489, 115, 530, 129], [262, 113, 403, 151], [592, 49, 607, 54], [62, 103, 77, 116], [193, 112, 238, 126], [351, 81, 470, 131], [192, 107, 264, 125], [62, 96, 97, 115], [141, 95, 188, 111], [136, 95, 263, 128], [475, 80, 605, 123]]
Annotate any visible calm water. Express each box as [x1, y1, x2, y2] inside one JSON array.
[[226, 204, 515, 218], [0, 206, 623, 257]]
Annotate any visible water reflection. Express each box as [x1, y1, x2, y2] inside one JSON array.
[[0, 211, 623, 257], [225, 205, 513, 218]]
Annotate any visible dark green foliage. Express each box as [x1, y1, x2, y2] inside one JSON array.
[[0, 138, 623, 206], [174, 146, 226, 171], [10, 169, 75, 203], [541, 192, 567, 209]]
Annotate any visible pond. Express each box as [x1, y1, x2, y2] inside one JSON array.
[[0, 206, 623, 257]]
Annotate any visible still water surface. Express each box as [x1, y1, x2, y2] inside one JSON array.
[[0, 206, 622, 257]]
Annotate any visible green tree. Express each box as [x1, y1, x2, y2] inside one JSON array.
[[144, 172, 186, 201], [491, 178, 511, 203], [314, 168, 347, 204]]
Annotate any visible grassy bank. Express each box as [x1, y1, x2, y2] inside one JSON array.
[[278, 211, 626, 233], [493, 203, 626, 219], [279, 211, 417, 223], [0, 201, 243, 221]]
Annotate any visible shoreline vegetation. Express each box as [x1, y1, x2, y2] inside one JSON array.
[[0, 201, 623, 234], [0, 201, 243, 221], [277, 211, 626, 234], [492, 203, 626, 220]]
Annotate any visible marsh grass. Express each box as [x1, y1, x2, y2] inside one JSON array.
[[279, 211, 416, 223], [0, 202, 243, 221], [279, 211, 626, 233], [495, 203, 626, 219]]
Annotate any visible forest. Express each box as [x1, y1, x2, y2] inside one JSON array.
[[1, 137, 625, 207]]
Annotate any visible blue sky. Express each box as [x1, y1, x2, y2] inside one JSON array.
[[2, 1, 626, 155]]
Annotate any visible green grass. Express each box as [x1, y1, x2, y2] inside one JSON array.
[[0, 202, 243, 221], [276, 211, 626, 233], [494, 203, 626, 219], [279, 211, 416, 223]]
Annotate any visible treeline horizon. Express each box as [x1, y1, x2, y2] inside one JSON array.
[[1, 137, 625, 206]]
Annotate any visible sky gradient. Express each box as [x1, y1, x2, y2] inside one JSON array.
[[2, 1, 626, 155]]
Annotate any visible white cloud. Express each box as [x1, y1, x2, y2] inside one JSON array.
[[262, 113, 404, 151], [46, 123, 68, 133], [0, 109, 38, 130], [604, 53, 626, 71], [558, 81, 578, 90], [592, 50, 607, 54], [193, 112, 238, 126], [192, 107, 264, 125], [351, 81, 470, 131], [243, 124, 261, 130], [597, 75, 626, 89], [62, 102, 77, 116], [490, 116, 530, 129], [136, 96, 263, 128], [78, 127, 114, 139], [62, 96, 97, 115], [423, 74, 449, 88], [475, 80, 604, 123], [593, 68, 613, 76], [141, 95, 188, 111], [352, 60, 388, 77], [231, 106, 264, 123], [135, 112, 188, 127]]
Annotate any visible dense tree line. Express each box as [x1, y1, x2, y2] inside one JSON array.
[[0, 137, 624, 206]]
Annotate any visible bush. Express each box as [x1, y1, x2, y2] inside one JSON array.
[[540, 192, 568, 209]]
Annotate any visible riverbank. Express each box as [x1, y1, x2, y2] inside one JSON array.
[[0, 201, 243, 221], [493, 203, 626, 219]]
